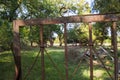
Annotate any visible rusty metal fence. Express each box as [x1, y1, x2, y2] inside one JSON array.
[[13, 13, 119, 80]]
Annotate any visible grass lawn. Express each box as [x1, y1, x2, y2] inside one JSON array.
[[0, 47, 116, 80]]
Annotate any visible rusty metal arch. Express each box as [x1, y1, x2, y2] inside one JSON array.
[[13, 13, 119, 80]]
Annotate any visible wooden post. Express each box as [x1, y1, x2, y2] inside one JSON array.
[[89, 23, 93, 80], [111, 22, 118, 80], [13, 20, 22, 80], [40, 25, 45, 80], [64, 23, 68, 80]]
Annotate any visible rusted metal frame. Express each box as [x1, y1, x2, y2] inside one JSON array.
[[40, 25, 45, 80], [88, 23, 93, 80], [44, 49, 64, 80], [64, 23, 69, 80], [111, 22, 118, 80], [92, 48, 114, 80], [14, 13, 120, 26], [13, 20, 22, 80], [13, 13, 119, 80]]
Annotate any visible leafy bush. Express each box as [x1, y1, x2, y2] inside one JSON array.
[[0, 20, 13, 51]]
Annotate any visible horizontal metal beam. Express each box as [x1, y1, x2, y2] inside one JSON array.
[[14, 13, 120, 26]]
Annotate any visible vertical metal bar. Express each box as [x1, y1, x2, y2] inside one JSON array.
[[89, 23, 93, 80], [13, 20, 22, 80], [40, 25, 45, 80], [111, 22, 118, 80], [64, 23, 68, 80]]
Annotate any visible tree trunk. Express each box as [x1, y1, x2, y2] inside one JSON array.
[[30, 41, 33, 47], [49, 33, 54, 47], [49, 38, 54, 47], [100, 39, 104, 46], [59, 37, 62, 46]]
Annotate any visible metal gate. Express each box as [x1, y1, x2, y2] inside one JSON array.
[[13, 13, 119, 80]]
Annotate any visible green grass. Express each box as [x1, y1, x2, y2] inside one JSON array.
[[0, 47, 115, 80], [0, 51, 15, 80]]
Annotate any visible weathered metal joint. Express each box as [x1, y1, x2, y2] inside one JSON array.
[[89, 44, 93, 46], [40, 46, 45, 48]]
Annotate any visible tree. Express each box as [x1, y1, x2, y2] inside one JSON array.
[[59, 0, 91, 46], [93, 0, 120, 13], [93, 22, 109, 45], [0, 0, 23, 50], [0, 0, 61, 49], [0, 20, 12, 50], [75, 23, 89, 46], [93, 0, 120, 45], [67, 27, 78, 45], [0, 0, 22, 22], [0, 0, 91, 50]]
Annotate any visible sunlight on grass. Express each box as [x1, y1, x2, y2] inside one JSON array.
[[46, 47, 64, 52], [0, 56, 12, 62], [83, 69, 89, 78], [0, 51, 13, 62], [21, 50, 40, 57], [94, 70, 105, 79], [47, 49, 64, 52], [83, 69, 106, 80]]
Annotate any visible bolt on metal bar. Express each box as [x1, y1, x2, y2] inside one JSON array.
[[88, 23, 93, 80], [64, 23, 68, 80], [40, 25, 45, 80], [112, 22, 118, 80], [13, 21, 22, 80]]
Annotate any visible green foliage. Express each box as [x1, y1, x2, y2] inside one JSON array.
[[67, 28, 78, 43], [54, 24, 64, 46], [93, 22, 109, 45], [28, 26, 40, 44], [92, 0, 120, 45], [93, 0, 120, 13], [67, 23, 89, 45], [0, 0, 91, 50], [76, 23, 89, 43], [0, 0, 20, 21], [0, 20, 13, 50]]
